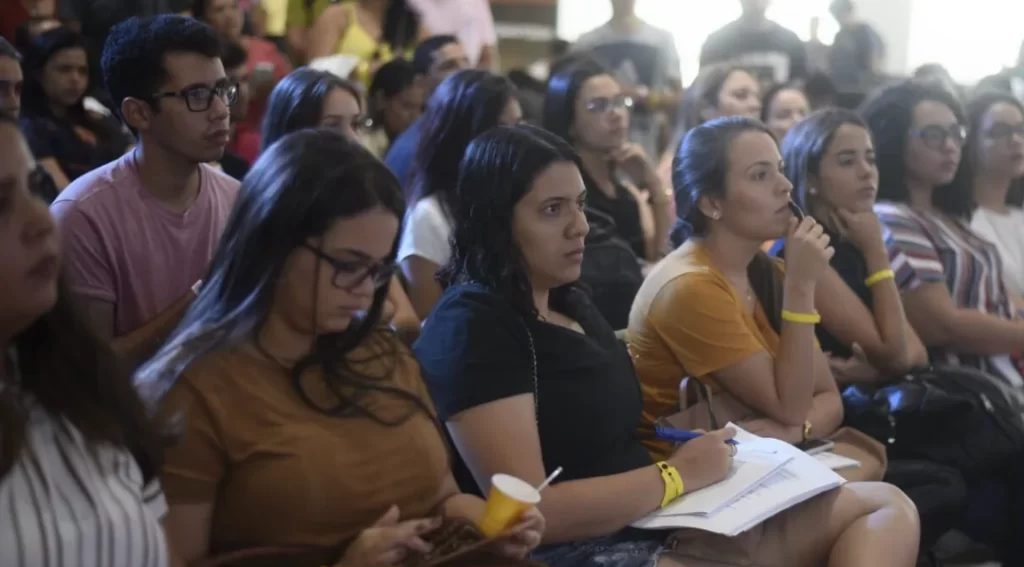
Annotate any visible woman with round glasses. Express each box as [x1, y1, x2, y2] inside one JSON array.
[[544, 58, 672, 265], [966, 91, 1024, 299], [139, 129, 544, 565], [862, 79, 1024, 389], [263, 67, 419, 337]]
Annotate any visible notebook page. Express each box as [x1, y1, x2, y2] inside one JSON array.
[[632, 438, 844, 535], [815, 452, 861, 471], [656, 442, 792, 517]]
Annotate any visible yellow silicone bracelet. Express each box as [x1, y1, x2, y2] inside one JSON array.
[[864, 269, 896, 287], [781, 310, 822, 324], [656, 461, 682, 508]]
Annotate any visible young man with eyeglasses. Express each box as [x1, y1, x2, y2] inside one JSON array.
[[51, 15, 240, 369]]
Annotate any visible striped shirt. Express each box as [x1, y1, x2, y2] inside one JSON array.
[[875, 202, 1023, 387], [0, 402, 169, 567]]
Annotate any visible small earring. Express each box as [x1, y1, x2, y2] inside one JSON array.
[[712, 212, 721, 220], [808, 187, 818, 195]]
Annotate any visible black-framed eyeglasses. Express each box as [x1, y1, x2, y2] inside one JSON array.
[[302, 244, 395, 291], [586, 95, 634, 114], [910, 124, 966, 150], [984, 122, 1024, 143], [152, 82, 239, 112]]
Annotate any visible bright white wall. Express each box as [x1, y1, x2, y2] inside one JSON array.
[[556, 0, 1024, 85], [557, 0, 837, 84]]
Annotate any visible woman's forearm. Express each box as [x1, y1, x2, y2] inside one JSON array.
[[808, 390, 844, 440], [537, 465, 665, 544], [441, 493, 486, 524]]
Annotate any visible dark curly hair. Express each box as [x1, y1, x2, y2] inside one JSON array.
[[101, 15, 221, 114], [440, 124, 581, 317], [859, 79, 972, 219], [409, 69, 517, 214]]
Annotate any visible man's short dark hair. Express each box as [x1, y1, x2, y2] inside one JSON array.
[[0, 36, 21, 61], [101, 15, 221, 110], [220, 41, 248, 71], [412, 35, 458, 75]]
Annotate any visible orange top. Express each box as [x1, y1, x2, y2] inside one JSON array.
[[627, 241, 784, 459]]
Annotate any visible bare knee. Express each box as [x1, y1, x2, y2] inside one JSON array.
[[840, 482, 920, 529]]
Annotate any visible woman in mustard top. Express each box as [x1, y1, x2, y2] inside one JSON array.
[[627, 116, 920, 566]]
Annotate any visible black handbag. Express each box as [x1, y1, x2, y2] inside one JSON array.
[[842, 365, 1024, 480]]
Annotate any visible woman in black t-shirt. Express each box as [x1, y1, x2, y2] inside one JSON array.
[[544, 58, 671, 263], [414, 123, 919, 567], [19, 27, 133, 191]]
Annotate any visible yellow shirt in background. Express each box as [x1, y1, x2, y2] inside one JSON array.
[[262, 0, 288, 36]]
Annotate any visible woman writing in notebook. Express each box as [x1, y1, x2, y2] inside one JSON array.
[[416, 123, 919, 567]]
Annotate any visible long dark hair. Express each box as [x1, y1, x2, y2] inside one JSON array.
[[136, 129, 420, 424], [380, 0, 419, 55], [440, 124, 581, 317], [409, 69, 516, 213], [21, 27, 104, 131], [542, 57, 610, 144], [0, 117, 160, 480], [860, 79, 973, 219], [782, 107, 870, 211], [672, 116, 786, 331], [262, 68, 363, 150], [368, 57, 416, 134], [964, 90, 1024, 207]]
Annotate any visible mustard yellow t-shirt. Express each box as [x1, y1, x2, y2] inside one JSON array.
[[159, 330, 450, 555], [628, 241, 785, 459]]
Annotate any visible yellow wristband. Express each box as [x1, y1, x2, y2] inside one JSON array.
[[781, 310, 821, 324], [656, 461, 684, 508], [864, 269, 895, 287]]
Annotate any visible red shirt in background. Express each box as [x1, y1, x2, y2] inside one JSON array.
[[1, 2, 31, 42], [229, 122, 262, 165]]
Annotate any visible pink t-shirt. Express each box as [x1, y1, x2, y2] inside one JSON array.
[[51, 154, 240, 336]]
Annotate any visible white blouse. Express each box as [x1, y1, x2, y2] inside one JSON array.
[[971, 206, 1024, 297], [0, 401, 169, 567], [398, 195, 454, 266]]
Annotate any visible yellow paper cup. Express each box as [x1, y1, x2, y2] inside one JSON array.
[[477, 474, 542, 538]]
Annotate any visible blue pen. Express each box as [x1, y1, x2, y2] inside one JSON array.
[[655, 425, 739, 446]]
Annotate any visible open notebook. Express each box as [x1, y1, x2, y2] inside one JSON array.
[[631, 424, 846, 536]]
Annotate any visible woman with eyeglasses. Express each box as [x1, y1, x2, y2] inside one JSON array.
[[544, 58, 671, 264], [399, 69, 521, 320], [140, 129, 544, 566], [966, 91, 1024, 300], [862, 79, 1024, 389], [263, 67, 420, 338]]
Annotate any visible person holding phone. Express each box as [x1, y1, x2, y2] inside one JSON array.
[[143, 129, 544, 566], [192, 0, 292, 153]]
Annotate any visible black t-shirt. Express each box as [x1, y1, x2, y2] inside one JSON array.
[[585, 178, 645, 260], [20, 112, 133, 182], [219, 150, 250, 181], [414, 283, 653, 488], [699, 19, 808, 84], [769, 227, 869, 359]]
